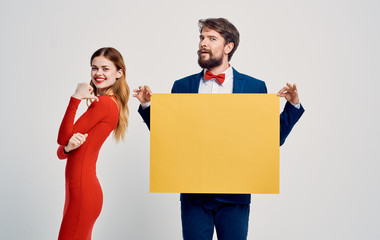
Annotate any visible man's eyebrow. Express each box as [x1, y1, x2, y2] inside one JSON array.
[[200, 34, 218, 38], [205, 35, 218, 39]]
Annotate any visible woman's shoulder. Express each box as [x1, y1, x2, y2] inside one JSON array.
[[90, 95, 118, 110]]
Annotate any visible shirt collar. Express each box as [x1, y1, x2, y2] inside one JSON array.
[[202, 66, 233, 86]]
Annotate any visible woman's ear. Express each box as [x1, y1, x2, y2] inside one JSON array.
[[116, 69, 123, 79]]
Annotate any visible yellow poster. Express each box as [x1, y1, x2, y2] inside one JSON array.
[[150, 94, 279, 194]]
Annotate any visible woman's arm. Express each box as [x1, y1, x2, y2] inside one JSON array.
[[57, 82, 99, 146], [57, 145, 68, 160], [56, 133, 88, 159]]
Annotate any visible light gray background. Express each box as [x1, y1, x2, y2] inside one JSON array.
[[1, 0, 379, 239]]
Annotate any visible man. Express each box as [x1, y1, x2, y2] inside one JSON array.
[[134, 18, 304, 240]]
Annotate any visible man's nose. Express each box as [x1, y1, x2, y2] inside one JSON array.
[[200, 38, 208, 47]]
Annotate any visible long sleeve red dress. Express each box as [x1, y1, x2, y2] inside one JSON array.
[[57, 95, 118, 240]]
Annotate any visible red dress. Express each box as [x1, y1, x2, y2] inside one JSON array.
[[57, 96, 118, 240]]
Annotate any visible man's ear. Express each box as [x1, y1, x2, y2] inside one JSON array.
[[224, 42, 234, 55]]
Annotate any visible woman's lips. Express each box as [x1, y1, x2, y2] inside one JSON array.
[[95, 77, 106, 83]]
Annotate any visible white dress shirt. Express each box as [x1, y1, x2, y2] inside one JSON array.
[[199, 66, 233, 93]]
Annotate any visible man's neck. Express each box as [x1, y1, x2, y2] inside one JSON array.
[[208, 61, 230, 75]]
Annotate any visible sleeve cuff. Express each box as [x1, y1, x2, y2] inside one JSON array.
[[57, 145, 69, 160], [141, 101, 151, 109], [290, 102, 301, 109]]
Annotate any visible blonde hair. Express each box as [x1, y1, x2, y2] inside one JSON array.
[[89, 47, 130, 142]]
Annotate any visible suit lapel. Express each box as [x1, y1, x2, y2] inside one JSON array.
[[232, 68, 246, 93], [192, 68, 246, 93], [192, 70, 203, 93]]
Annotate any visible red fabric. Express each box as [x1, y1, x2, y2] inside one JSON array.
[[57, 96, 118, 240], [204, 71, 225, 84], [57, 145, 68, 160]]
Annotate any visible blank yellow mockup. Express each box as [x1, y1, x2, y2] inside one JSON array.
[[150, 94, 279, 194]]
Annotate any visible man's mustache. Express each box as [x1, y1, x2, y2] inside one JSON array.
[[197, 49, 211, 55]]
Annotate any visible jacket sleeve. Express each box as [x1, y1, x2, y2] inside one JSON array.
[[279, 102, 304, 146], [138, 105, 151, 130], [259, 81, 304, 146]]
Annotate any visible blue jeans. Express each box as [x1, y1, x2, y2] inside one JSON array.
[[181, 197, 250, 240]]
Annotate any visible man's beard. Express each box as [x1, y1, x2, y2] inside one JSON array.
[[197, 50, 223, 69]]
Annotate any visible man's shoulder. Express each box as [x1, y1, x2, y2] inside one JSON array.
[[175, 72, 202, 83], [171, 72, 202, 93], [233, 69, 267, 93], [234, 69, 265, 84]]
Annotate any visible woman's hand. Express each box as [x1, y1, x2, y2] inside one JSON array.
[[72, 82, 99, 101], [64, 133, 88, 153]]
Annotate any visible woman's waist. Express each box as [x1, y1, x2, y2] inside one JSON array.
[[64, 173, 100, 186], [65, 163, 98, 179]]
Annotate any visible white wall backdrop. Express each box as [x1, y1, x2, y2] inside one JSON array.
[[0, 0, 379, 239]]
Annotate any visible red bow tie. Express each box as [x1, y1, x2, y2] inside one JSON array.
[[204, 71, 225, 84]]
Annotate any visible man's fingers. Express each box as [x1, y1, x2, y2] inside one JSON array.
[[144, 85, 153, 95], [277, 86, 288, 95], [286, 83, 297, 92], [134, 85, 153, 94], [286, 86, 294, 94], [133, 85, 152, 101], [277, 83, 299, 103]]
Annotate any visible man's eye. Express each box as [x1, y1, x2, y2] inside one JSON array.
[[211, 38, 216, 41], [92, 67, 97, 70]]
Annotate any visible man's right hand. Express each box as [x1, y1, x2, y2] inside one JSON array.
[[133, 85, 152, 103]]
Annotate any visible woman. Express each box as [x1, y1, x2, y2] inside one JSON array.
[[56, 47, 129, 239]]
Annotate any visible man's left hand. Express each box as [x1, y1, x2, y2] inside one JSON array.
[[277, 83, 300, 105]]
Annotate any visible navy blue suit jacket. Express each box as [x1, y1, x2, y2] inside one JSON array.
[[138, 68, 304, 204]]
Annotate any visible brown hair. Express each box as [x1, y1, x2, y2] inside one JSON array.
[[198, 18, 240, 61], [90, 47, 130, 142]]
